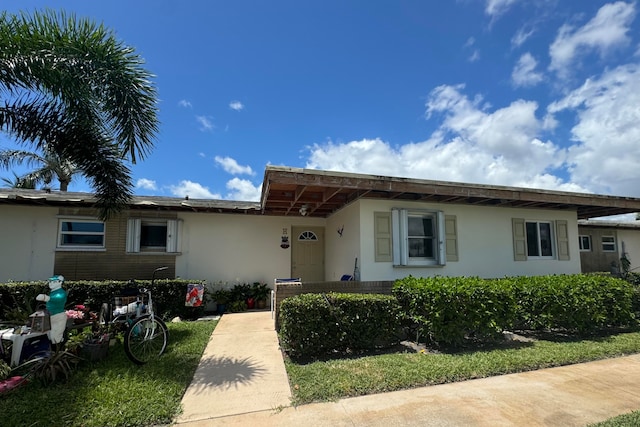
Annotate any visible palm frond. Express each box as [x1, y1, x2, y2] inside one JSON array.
[[0, 9, 159, 218]]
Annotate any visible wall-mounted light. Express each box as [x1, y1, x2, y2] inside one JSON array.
[[299, 204, 308, 216]]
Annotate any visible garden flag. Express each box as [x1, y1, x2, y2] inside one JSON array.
[[185, 284, 204, 307]]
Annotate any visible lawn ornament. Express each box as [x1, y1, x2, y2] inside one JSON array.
[[36, 275, 67, 344]]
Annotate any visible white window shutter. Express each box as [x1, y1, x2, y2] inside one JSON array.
[[126, 218, 141, 253], [399, 209, 409, 265], [436, 211, 445, 265], [166, 219, 180, 253], [392, 208, 405, 265]]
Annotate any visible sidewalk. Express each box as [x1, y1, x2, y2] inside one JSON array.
[[175, 311, 640, 426]]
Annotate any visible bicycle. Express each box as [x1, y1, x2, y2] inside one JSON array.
[[98, 266, 169, 365]]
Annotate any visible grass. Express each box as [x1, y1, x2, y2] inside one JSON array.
[[0, 320, 216, 427], [285, 329, 640, 405], [3, 321, 640, 425], [590, 410, 640, 426]]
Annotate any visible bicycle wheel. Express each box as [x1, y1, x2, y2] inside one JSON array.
[[123, 315, 168, 365]]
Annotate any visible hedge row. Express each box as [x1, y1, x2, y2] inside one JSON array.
[[279, 293, 403, 358], [393, 276, 516, 347], [0, 279, 208, 322], [393, 274, 635, 346], [278, 274, 636, 357], [510, 275, 634, 331]]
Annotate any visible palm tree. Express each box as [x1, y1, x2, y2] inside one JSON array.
[[1, 171, 36, 189], [0, 10, 159, 219], [0, 147, 78, 191]]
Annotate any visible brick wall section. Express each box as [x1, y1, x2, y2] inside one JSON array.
[[273, 280, 395, 330], [55, 208, 177, 280]]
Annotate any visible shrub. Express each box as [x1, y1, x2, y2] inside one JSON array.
[[392, 276, 516, 347], [0, 279, 208, 321], [512, 274, 635, 332], [279, 293, 403, 358]]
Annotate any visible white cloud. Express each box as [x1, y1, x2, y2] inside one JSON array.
[[306, 84, 581, 193], [512, 53, 544, 87], [168, 180, 220, 199], [214, 156, 255, 176], [548, 64, 640, 196], [229, 101, 244, 111], [225, 178, 261, 201], [468, 50, 480, 62], [196, 116, 215, 132], [178, 100, 192, 108], [485, 0, 519, 19], [135, 178, 157, 191], [463, 37, 480, 62], [549, 1, 636, 77], [511, 27, 535, 48]]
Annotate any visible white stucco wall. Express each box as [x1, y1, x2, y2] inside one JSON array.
[[176, 212, 324, 286], [357, 199, 581, 280], [324, 200, 361, 281], [0, 196, 586, 285], [617, 228, 640, 272], [0, 205, 58, 282]]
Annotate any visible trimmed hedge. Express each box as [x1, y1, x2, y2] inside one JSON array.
[[279, 293, 403, 358], [393, 274, 635, 348], [511, 274, 634, 332], [393, 276, 516, 347], [0, 278, 207, 322]]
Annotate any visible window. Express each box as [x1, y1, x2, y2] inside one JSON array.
[[392, 209, 445, 266], [57, 219, 105, 249], [126, 218, 180, 253], [526, 221, 553, 258], [579, 235, 592, 252], [140, 221, 168, 250], [408, 214, 435, 258], [602, 236, 616, 252], [298, 231, 318, 241], [512, 219, 569, 261]]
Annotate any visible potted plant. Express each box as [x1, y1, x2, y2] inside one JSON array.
[[230, 283, 251, 310], [212, 288, 230, 314], [65, 327, 110, 361], [251, 282, 270, 309]]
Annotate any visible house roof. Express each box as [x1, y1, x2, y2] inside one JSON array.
[[2, 166, 640, 220], [260, 166, 640, 220], [0, 188, 261, 214], [578, 220, 640, 230]]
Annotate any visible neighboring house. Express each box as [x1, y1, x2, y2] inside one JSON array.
[[2, 165, 640, 284], [578, 220, 640, 274]]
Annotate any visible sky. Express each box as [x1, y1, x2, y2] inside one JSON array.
[[2, 1, 640, 213]]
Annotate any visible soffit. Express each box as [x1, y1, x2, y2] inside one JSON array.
[[260, 166, 640, 220]]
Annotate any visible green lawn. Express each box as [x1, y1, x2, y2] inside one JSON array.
[[590, 411, 640, 426], [3, 321, 640, 426], [0, 320, 216, 427], [285, 329, 640, 405]]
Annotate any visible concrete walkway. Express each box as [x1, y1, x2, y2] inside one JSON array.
[[175, 311, 640, 426]]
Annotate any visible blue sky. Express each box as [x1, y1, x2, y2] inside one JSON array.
[[2, 1, 640, 207]]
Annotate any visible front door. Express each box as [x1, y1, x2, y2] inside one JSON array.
[[291, 226, 324, 282]]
